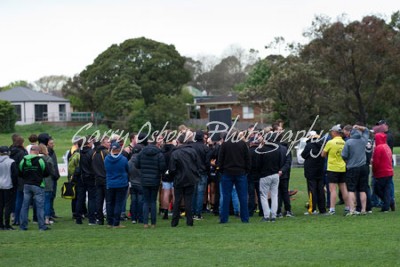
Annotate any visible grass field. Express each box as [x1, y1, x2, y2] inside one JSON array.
[[0, 124, 399, 266]]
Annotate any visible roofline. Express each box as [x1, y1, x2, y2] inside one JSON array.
[[196, 101, 240, 105]]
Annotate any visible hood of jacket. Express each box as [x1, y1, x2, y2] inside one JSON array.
[[132, 144, 144, 154], [107, 152, 124, 163], [349, 129, 362, 139], [80, 146, 92, 155], [0, 155, 10, 163], [141, 145, 161, 156], [375, 132, 387, 146]]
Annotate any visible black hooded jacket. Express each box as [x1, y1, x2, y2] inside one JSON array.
[[135, 144, 166, 187], [169, 144, 200, 188], [301, 138, 325, 180], [79, 146, 95, 186], [91, 145, 109, 186], [10, 145, 27, 191]]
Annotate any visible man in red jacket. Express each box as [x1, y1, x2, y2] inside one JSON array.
[[372, 133, 394, 212]]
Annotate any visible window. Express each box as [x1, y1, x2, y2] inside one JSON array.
[[242, 106, 254, 119], [13, 105, 22, 121], [34, 104, 48, 122], [59, 104, 66, 121]]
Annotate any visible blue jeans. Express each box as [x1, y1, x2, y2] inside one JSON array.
[[20, 184, 46, 230], [219, 184, 240, 215], [142, 186, 159, 225], [374, 177, 392, 211], [13, 190, 24, 224], [50, 180, 57, 217], [130, 185, 144, 223], [193, 174, 208, 216], [44, 191, 52, 218], [220, 174, 249, 223], [106, 187, 128, 226]]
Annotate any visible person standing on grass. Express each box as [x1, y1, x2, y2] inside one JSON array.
[[9, 135, 27, 226], [322, 125, 349, 215], [0, 146, 18, 230], [371, 133, 394, 212], [169, 133, 200, 227], [160, 132, 175, 220], [38, 144, 55, 225], [301, 132, 326, 215], [341, 124, 370, 215], [256, 133, 284, 223], [104, 142, 129, 228], [47, 137, 61, 219], [75, 137, 96, 225], [135, 137, 166, 229], [92, 136, 110, 225], [218, 129, 250, 224], [191, 130, 210, 221], [19, 145, 50, 231]]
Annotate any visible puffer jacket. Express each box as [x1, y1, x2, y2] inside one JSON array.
[[135, 144, 166, 187], [169, 144, 200, 188]]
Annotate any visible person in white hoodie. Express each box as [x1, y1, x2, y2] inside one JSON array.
[[0, 146, 18, 230]]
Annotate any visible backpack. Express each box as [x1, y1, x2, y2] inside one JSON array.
[[61, 181, 76, 200]]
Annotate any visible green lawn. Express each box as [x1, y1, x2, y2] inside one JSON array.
[[0, 124, 399, 266]]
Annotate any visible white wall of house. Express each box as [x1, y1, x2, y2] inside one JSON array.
[[12, 101, 71, 125]]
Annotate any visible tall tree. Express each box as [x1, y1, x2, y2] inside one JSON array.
[[34, 75, 68, 95], [0, 100, 16, 133]]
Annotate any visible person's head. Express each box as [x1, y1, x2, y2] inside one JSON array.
[[0, 146, 10, 156], [329, 124, 342, 137], [101, 136, 111, 149], [195, 130, 204, 142], [342, 125, 353, 137], [47, 138, 55, 149], [129, 133, 136, 145], [38, 133, 51, 146], [38, 144, 49, 155], [11, 133, 20, 144], [271, 122, 283, 133], [13, 136, 24, 147], [28, 134, 38, 144], [377, 119, 389, 132], [110, 141, 121, 154], [30, 145, 40, 155]]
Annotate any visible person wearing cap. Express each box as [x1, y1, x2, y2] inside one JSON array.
[[322, 124, 349, 215], [19, 145, 50, 231], [0, 146, 18, 230], [104, 142, 129, 228], [341, 124, 370, 215]]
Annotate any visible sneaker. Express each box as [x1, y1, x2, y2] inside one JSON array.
[[193, 215, 203, 221], [326, 210, 335, 215], [304, 210, 319, 215], [260, 217, 270, 222], [76, 219, 83, 225], [88, 223, 97, 226], [285, 211, 294, 217], [162, 213, 168, 220], [390, 202, 396, 211], [276, 213, 283, 218], [39, 227, 51, 231], [131, 220, 137, 224], [270, 218, 276, 223], [5, 226, 15, 230], [360, 211, 367, 216]]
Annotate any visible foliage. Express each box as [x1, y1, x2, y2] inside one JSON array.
[[62, 37, 191, 127], [0, 80, 33, 91], [0, 100, 16, 133], [34, 75, 68, 95]]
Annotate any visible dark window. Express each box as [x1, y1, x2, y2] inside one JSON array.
[[59, 104, 66, 121], [34, 104, 48, 122], [13, 105, 22, 121]]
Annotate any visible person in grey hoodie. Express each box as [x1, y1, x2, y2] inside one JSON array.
[[341, 124, 369, 215], [0, 146, 18, 230]]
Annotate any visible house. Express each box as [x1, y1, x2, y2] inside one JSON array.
[[0, 87, 71, 125], [194, 93, 268, 123]]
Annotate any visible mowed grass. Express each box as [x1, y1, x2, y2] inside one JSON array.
[[0, 124, 399, 266]]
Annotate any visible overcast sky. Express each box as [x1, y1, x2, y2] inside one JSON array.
[[0, 0, 398, 86]]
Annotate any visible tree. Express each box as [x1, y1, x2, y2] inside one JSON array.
[[0, 100, 16, 133], [1, 80, 33, 91], [301, 15, 400, 125], [34, 75, 68, 96]]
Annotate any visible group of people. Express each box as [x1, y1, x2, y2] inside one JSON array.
[[302, 120, 395, 216], [0, 119, 395, 230], [0, 133, 60, 231]]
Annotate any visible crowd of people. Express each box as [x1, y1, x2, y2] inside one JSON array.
[[0, 119, 395, 231]]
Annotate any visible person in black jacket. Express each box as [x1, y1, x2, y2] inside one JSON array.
[[301, 133, 326, 215], [256, 133, 284, 222], [218, 130, 251, 224], [9, 135, 27, 226], [47, 138, 61, 219], [135, 139, 166, 228], [160, 132, 175, 220], [92, 136, 110, 225], [169, 133, 200, 227], [277, 141, 294, 217], [191, 130, 210, 220], [75, 137, 96, 225], [248, 137, 261, 217]]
